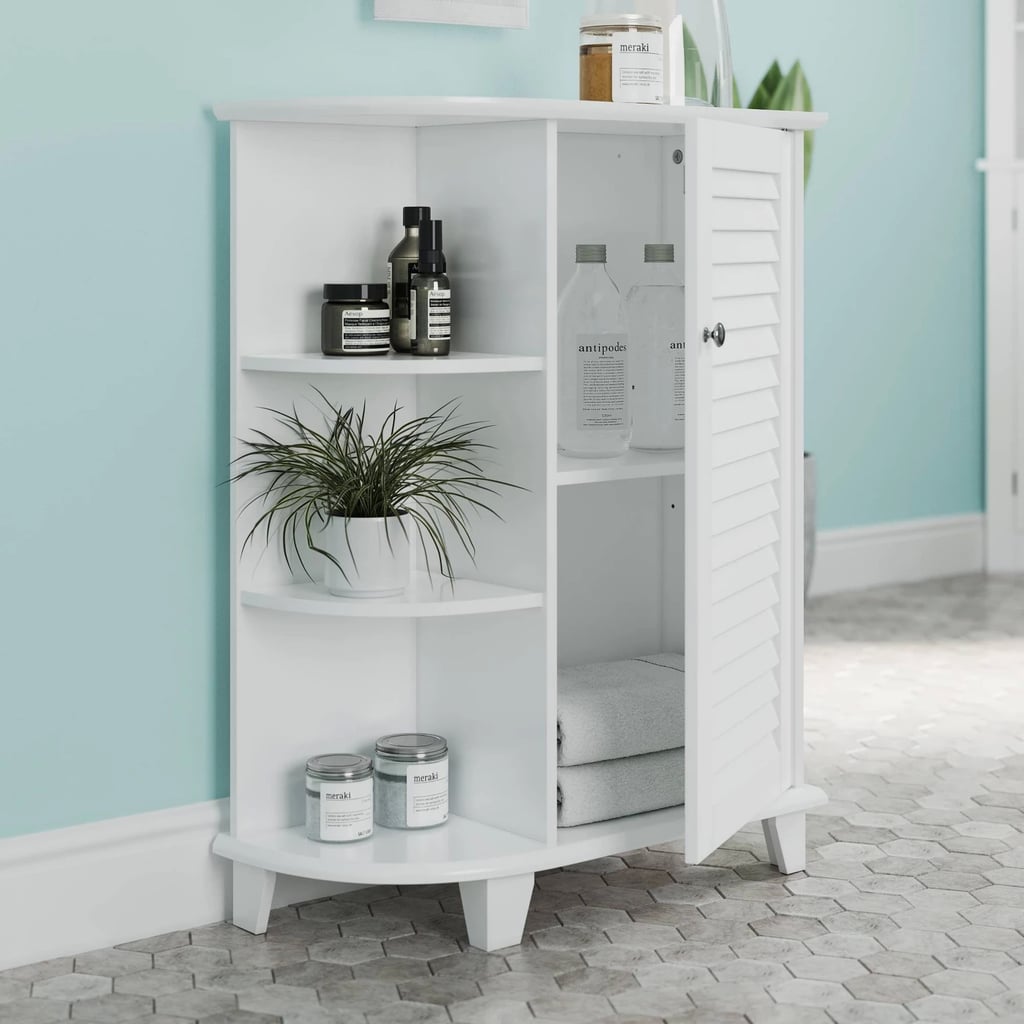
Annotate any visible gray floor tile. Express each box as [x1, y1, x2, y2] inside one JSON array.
[[13, 576, 1024, 1024], [31, 972, 111, 1000]]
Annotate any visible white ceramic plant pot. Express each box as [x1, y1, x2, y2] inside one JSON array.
[[323, 515, 410, 599]]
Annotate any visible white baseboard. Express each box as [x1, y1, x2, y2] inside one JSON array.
[[810, 513, 986, 597], [0, 802, 352, 970]]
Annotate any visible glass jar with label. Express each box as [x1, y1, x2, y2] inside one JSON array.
[[374, 733, 449, 830], [579, 14, 664, 104], [321, 284, 391, 356], [305, 753, 374, 843]]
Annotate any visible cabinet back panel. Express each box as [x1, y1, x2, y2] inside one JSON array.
[[233, 615, 416, 834], [233, 122, 416, 356], [417, 612, 550, 842], [558, 479, 669, 668], [557, 133, 675, 296]]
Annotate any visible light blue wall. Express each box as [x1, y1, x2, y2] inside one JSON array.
[[0, 1, 984, 837]]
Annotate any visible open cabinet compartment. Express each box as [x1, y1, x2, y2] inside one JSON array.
[[213, 98, 826, 951]]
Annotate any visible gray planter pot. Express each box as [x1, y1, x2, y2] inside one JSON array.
[[804, 453, 816, 598]]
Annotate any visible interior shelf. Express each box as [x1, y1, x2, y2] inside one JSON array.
[[557, 450, 686, 487], [212, 806, 685, 885], [556, 805, 686, 857], [241, 352, 544, 375], [240, 572, 543, 618]]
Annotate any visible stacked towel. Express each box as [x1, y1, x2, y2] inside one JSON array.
[[557, 653, 685, 828], [558, 749, 685, 828]]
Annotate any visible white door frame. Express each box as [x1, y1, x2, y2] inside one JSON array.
[[981, 0, 1024, 571]]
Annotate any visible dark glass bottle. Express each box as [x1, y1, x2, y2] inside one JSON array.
[[410, 218, 451, 357], [387, 205, 430, 353]]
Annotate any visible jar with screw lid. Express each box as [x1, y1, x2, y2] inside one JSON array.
[[305, 753, 374, 843], [580, 14, 664, 104], [374, 733, 449, 830]]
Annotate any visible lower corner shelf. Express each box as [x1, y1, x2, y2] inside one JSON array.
[[213, 816, 547, 885], [213, 806, 687, 888], [240, 573, 543, 618]]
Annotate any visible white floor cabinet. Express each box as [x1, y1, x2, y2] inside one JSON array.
[[211, 97, 827, 951]]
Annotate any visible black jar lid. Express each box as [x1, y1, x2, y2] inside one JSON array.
[[323, 283, 388, 303]]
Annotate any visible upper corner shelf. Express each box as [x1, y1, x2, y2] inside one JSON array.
[[557, 450, 685, 487], [241, 352, 544, 376], [212, 96, 826, 135], [241, 572, 543, 619]]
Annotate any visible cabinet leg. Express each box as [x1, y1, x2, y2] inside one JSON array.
[[459, 873, 534, 952], [763, 811, 806, 874], [232, 863, 276, 934]]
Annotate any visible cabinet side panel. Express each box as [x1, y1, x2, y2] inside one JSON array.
[[415, 121, 555, 843]]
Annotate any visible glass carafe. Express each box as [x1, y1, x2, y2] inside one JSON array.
[[558, 244, 630, 459], [626, 244, 686, 451]]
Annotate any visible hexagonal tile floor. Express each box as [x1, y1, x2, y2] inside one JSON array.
[[4, 574, 1024, 1024]]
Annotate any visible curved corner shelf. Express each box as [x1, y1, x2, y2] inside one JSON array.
[[557, 450, 686, 487], [241, 352, 544, 375], [213, 816, 546, 886], [240, 572, 543, 618], [211, 805, 687, 887]]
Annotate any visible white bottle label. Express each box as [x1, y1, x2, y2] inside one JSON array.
[[406, 757, 448, 827], [427, 289, 452, 341], [319, 778, 374, 841], [672, 340, 686, 422], [611, 31, 664, 104], [386, 262, 393, 308], [341, 308, 391, 352], [577, 333, 629, 430], [409, 289, 416, 340]]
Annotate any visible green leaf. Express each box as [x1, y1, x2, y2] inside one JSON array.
[[683, 22, 709, 103], [732, 75, 742, 110], [748, 60, 783, 110], [770, 61, 814, 185]]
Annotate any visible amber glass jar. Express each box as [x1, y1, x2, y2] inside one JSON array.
[[579, 14, 664, 104]]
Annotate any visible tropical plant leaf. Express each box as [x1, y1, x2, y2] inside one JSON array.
[[683, 22, 709, 103], [748, 60, 783, 111], [770, 60, 814, 186], [732, 75, 742, 110]]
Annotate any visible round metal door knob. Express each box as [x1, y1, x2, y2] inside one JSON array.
[[703, 322, 727, 347]]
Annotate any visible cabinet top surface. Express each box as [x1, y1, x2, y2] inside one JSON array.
[[212, 95, 826, 132]]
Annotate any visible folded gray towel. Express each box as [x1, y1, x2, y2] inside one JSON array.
[[557, 748, 685, 828], [558, 653, 685, 766]]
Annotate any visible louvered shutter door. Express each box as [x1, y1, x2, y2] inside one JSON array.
[[685, 119, 799, 862]]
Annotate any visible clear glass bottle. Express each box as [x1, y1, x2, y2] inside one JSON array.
[[558, 244, 630, 458], [626, 244, 686, 451], [677, 0, 733, 107]]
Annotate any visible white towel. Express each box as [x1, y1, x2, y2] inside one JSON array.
[[558, 653, 685, 766], [557, 748, 685, 828]]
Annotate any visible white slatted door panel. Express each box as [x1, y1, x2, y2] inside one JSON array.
[[686, 119, 795, 862]]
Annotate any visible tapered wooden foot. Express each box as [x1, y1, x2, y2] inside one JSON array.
[[459, 873, 534, 951], [232, 863, 276, 934], [763, 811, 806, 874]]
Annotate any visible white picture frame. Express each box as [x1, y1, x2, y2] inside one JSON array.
[[374, 0, 528, 30]]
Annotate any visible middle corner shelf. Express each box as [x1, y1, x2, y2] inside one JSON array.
[[241, 352, 544, 376], [557, 450, 686, 487], [241, 572, 543, 619]]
